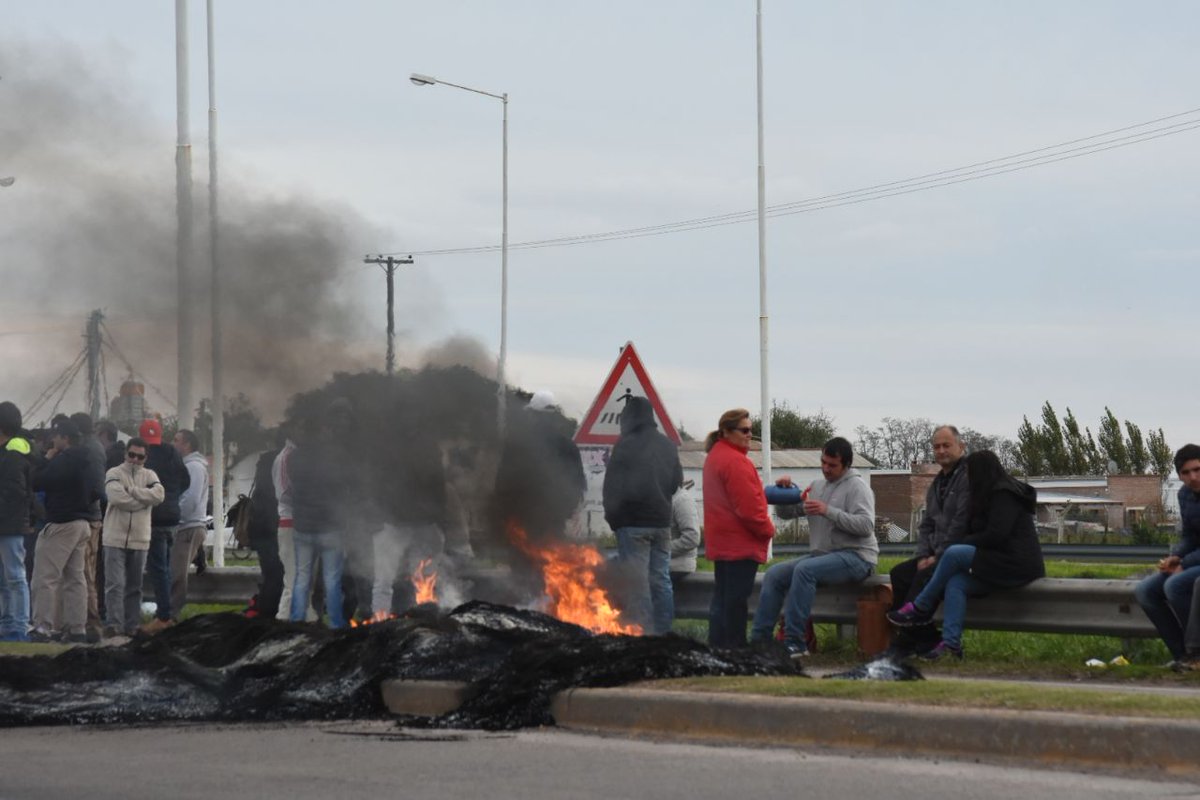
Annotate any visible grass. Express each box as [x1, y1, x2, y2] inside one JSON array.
[[651, 674, 1200, 719]]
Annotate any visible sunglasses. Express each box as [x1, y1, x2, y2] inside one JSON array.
[[734, 427, 753, 435], [127, 452, 147, 461]]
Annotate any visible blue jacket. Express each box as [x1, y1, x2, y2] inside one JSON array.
[[1173, 486, 1200, 568]]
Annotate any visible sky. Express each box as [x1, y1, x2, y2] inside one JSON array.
[[1, 1, 1197, 450]]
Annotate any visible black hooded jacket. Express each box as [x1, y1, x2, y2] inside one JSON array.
[[146, 443, 191, 527], [0, 445, 33, 535], [602, 397, 683, 530], [962, 478, 1045, 588], [32, 445, 98, 524]]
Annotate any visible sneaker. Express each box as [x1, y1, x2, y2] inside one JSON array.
[[137, 618, 174, 636], [918, 641, 963, 661], [887, 602, 934, 628], [28, 628, 57, 643], [85, 628, 102, 644], [782, 638, 809, 661]]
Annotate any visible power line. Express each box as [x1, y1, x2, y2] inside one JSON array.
[[374, 106, 1200, 258], [99, 321, 178, 411]]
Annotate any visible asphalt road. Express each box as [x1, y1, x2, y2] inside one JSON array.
[[0, 721, 1197, 800]]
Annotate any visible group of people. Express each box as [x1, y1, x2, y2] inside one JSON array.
[[0, 401, 209, 643], [701, 410, 1046, 661]]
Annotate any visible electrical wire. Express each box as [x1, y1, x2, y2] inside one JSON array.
[[25, 348, 87, 422], [99, 321, 178, 411], [372, 106, 1200, 258]]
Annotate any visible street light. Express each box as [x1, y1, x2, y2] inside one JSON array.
[[410, 71, 509, 433]]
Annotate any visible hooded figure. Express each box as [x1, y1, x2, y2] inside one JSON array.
[[602, 396, 683, 635]]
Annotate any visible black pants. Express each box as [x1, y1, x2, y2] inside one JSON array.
[[708, 560, 759, 649], [889, 556, 941, 652], [252, 536, 285, 620]]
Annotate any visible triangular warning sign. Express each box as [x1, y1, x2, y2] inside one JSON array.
[[574, 342, 681, 446]]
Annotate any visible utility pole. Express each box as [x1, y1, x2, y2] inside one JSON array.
[[363, 255, 413, 375], [85, 309, 104, 421], [175, 0, 196, 427]]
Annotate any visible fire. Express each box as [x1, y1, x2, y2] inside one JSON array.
[[412, 558, 438, 605], [507, 522, 642, 636], [348, 610, 398, 628]]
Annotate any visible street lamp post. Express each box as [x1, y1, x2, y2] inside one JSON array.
[[410, 72, 508, 433]]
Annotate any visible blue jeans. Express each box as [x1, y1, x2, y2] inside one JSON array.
[[750, 550, 873, 646], [912, 544, 988, 649], [147, 526, 175, 621], [615, 526, 673, 635], [291, 530, 345, 629], [1135, 565, 1200, 660], [0, 535, 29, 640]]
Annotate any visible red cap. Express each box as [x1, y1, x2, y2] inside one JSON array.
[[138, 419, 162, 445]]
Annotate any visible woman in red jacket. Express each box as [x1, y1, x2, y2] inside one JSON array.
[[703, 408, 775, 647]]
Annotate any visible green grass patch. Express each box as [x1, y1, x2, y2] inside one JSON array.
[[651, 674, 1200, 719]]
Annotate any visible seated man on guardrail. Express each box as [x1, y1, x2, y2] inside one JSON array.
[[1135, 443, 1200, 669], [750, 437, 878, 660], [887, 425, 970, 658]]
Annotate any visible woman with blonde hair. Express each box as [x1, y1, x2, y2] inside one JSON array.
[[702, 409, 775, 647]]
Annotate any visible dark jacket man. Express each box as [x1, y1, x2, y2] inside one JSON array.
[[33, 440, 97, 523], [602, 397, 683, 530], [145, 442, 190, 528]]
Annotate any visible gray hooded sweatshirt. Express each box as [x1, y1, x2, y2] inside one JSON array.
[[795, 467, 878, 566]]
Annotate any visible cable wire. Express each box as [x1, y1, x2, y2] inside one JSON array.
[[373, 106, 1200, 258]]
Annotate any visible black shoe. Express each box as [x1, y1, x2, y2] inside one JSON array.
[[28, 628, 57, 643], [918, 641, 964, 661]]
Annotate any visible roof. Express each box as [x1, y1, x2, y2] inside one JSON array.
[[1035, 491, 1122, 506], [678, 445, 876, 471]]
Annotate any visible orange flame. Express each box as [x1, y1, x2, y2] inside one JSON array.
[[412, 558, 438, 605], [349, 610, 398, 628], [507, 522, 642, 636]]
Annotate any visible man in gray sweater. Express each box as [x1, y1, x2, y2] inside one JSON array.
[[750, 437, 877, 659]]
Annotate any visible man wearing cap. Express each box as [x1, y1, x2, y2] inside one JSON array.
[[138, 419, 190, 634], [29, 418, 100, 642]]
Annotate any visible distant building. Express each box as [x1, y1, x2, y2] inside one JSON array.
[[109, 379, 150, 433]]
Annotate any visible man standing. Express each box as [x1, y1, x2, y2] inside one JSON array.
[[169, 429, 209, 622], [0, 402, 34, 641], [1135, 444, 1200, 668], [30, 418, 98, 642], [602, 396, 683, 635], [751, 437, 878, 659], [139, 419, 189, 634], [70, 412, 107, 643], [887, 425, 970, 657], [102, 438, 164, 637]]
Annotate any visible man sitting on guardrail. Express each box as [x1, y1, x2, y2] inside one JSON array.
[[1135, 444, 1200, 670], [750, 437, 878, 660], [887, 425, 970, 658]]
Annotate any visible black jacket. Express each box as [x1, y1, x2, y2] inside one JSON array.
[[963, 479, 1045, 588], [32, 445, 98, 524], [145, 443, 191, 527], [602, 397, 683, 530], [247, 448, 281, 545], [915, 459, 969, 559], [0, 445, 32, 536]]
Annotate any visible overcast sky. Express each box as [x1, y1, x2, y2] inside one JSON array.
[[2, 2, 1197, 449]]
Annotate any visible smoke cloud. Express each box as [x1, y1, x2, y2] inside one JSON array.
[[0, 39, 446, 424]]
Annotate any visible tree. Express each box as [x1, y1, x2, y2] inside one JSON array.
[[194, 393, 274, 458], [1062, 408, 1103, 474], [1037, 402, 1072, 474], [1125, 421, 1150, 474], [854, 417, 935, 469], [751, 402, 836, 449], [1148, 428, 1174, 476], [1014, 416, 1044, 476], [959, 427, 1019, 470], [1097, 407, 1129, 473]]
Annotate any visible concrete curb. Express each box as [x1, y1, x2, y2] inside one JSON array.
[[381, 679, 1200, 776]]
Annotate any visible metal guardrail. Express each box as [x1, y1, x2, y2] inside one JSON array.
[[671, 572, 1156, 638], [180, 565, 1157, 639], [770, 542, 1166, 563]]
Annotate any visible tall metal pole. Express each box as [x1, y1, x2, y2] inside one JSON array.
[[498, 93, 509, 434], [207, 0, 225, 568], [756, 0, 772, 486], [386, 256, 396, 375], [85, 310, 104, 421], [175, 0, 196, 428]]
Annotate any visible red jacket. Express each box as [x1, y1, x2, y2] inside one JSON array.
[[703, 439, 775, 562]]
